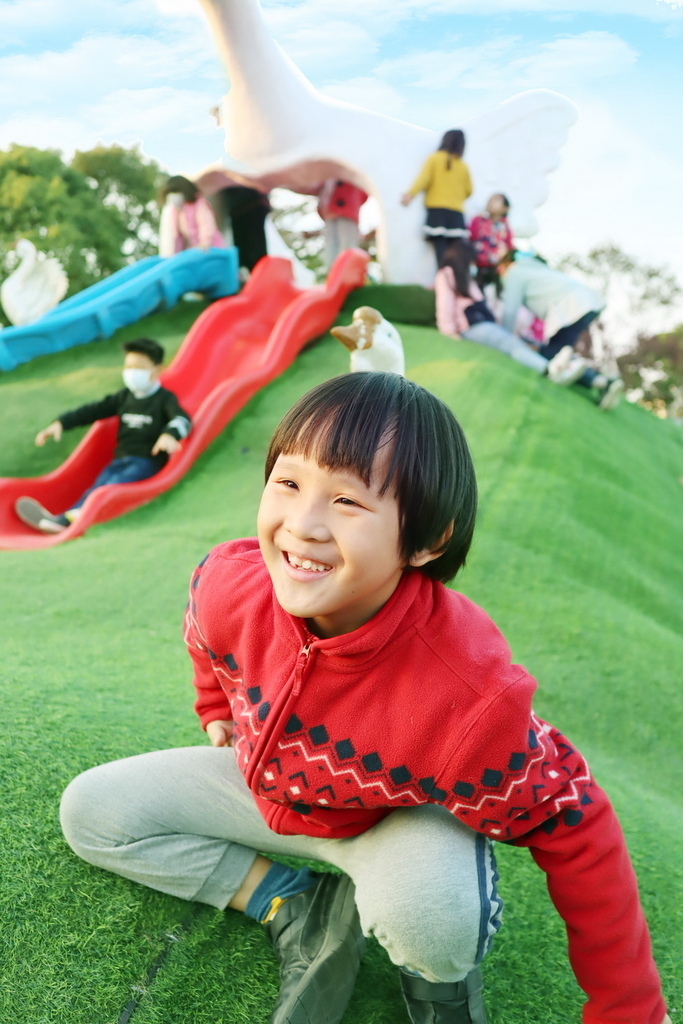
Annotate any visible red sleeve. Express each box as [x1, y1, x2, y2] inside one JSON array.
[[184, 560, 233, 730], [469, 215, 483, 241], [516, 783, 666, 1024], [438, 685, 665, 1024]]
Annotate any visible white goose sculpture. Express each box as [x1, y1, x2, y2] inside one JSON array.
[[0, 239, 68, 326], [194, 0, 577, 286]]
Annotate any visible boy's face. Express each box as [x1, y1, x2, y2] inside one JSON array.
[[257, 450, 406, 638]]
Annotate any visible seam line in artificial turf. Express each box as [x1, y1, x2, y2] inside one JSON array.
[[116, 905, 203, 1024]]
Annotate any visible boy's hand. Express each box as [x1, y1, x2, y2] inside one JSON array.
[[206, 720, 234, 747], [151, 432, 180, 456], [400, 192, 413, 207], [35, 421, 62, 446]]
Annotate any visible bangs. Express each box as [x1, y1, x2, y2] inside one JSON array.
[[265, 374, 406, 496]]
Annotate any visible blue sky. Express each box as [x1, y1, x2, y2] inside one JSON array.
[[1, 0, 682, 289]]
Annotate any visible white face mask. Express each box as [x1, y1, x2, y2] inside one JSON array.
[[123, 368, 154, 394], [166, 192, 185, 207]]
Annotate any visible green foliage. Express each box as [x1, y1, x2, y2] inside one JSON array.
[[617, 325, 683, 418], [72, 143, 164, 262], [341, 282, 436, 324], [1, 311, 681, 1022], [269, 190, 327, 279], [0, 143, 164, 321], [556, 243, 682, 365]]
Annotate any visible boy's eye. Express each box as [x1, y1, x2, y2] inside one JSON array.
[[336, 496, 359, 507], [277, 478, 298, 489]]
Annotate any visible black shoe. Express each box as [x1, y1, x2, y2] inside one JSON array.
[[265, 871, 365, 1024], [15, 496, 69, 533], [401, 967, 488, 1024]]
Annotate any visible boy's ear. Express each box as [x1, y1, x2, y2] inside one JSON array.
[[408, 521, 454, 567]]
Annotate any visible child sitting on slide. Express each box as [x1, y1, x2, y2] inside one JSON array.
[[60, 372, 669, 1024], [16, 337, 191, 534]]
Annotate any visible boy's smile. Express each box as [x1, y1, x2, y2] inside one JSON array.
[[257, 451, 406, 638]]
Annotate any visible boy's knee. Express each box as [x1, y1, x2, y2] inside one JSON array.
[[345, 806, 502, 982], [362, 879, 484, 981], [60, 766, 114, 858]]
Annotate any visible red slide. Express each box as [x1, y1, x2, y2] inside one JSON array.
[[0, 251, 368, 550]]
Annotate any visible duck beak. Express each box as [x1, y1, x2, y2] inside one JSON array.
[[331, 324, 361, 352]]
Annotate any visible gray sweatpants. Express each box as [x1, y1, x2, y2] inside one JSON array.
[[60, 746, 502, 982]]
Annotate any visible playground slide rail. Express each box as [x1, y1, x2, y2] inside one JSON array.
[[0, 247, 239, 372], [0, 250, 369, 550]]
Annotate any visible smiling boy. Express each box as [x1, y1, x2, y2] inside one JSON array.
[[61, 372, 669, 1024]]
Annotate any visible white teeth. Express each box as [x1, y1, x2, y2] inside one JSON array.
[[287, 553, 331, 572]]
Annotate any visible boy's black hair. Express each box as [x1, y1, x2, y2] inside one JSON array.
[[122, 337, 165, 365], [265, 373, 478, 583]]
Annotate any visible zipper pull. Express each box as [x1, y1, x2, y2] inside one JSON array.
[[293, 642, 312, 694]]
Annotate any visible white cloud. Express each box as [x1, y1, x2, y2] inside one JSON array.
[[82, 87, 222, 141], [377, 32, 638, 94], [261, 0, 681, 23], [0, 114, 93, 155], [0, 29, 221, 111], [319, 76, 406, 117], [533, 99, 683, 292], [0, 0, 155, 48], [279, 22, 378, 73]]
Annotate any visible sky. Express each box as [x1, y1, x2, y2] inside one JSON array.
[[1, 0, 682, 308]]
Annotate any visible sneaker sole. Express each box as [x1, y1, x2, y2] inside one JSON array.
[[15, 497, 67, 533]]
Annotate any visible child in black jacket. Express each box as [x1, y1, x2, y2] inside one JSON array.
[[16, 337, 191, 533]]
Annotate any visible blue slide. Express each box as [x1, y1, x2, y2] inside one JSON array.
[[0, 246, 239, 372]]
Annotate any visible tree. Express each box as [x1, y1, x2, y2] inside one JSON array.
[[616, 326, 683, 418], [0, 143, 165, 322], [71, 144, 164, 262], [556, 244, 682, 365]]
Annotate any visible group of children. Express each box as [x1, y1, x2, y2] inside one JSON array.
[[404, 131, 624, 410]]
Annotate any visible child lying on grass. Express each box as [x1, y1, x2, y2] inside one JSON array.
[[61, 371, 669, 1024]]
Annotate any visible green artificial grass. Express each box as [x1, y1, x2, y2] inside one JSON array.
[[341, 282, 436, 324], [1, 306, 682, 1024]]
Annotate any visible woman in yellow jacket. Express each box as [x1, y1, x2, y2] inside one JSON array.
[[401, 129, 473, 269]]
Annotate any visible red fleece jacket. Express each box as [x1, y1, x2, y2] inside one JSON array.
[[185, 538, 665, 1024]]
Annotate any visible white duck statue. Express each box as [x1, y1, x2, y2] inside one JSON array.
[[193, 0, 577, 287], [0, 239, 68, 326], [331, 307, 405, 376]]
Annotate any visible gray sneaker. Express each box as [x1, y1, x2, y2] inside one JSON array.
[[401, 967, 488, 1024], [15, 497, 69, 534], [265, 872, 365, 1024]]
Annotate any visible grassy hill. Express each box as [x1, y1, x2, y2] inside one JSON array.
[[1, 298, 681, 1024]]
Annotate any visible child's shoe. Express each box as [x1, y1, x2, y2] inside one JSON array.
[[596, 377, 624, 411], [400, 967, 488, 1024], [15, 496, 70, 533], [546, 345, 587, 386], [265, 871, 365, 1024]]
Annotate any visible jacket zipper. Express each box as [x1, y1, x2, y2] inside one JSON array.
[[245, 640, 313, 786]]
